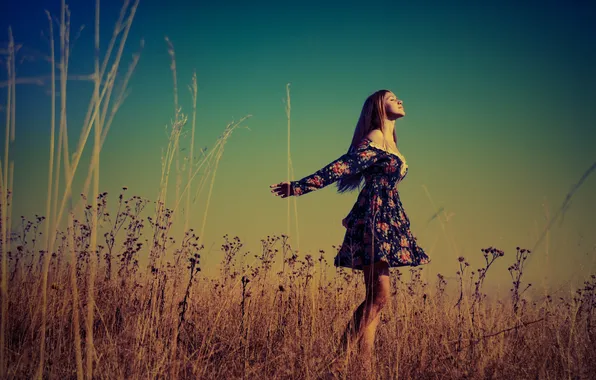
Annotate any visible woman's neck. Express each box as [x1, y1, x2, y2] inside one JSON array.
[[381, 119, 395, 141]]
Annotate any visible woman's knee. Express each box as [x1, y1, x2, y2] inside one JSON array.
[[365, 261, 391, 309], [373, 277, 390, 309]]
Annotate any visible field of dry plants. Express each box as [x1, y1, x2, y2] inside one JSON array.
[[1, 1, 595, 379], [4, 206, 596, 379]]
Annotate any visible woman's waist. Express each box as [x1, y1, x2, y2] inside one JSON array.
[[362, 180, 400, 193]]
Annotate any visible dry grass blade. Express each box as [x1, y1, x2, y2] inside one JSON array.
[[0, 74, 94, 88], [30, 0, 141, 378], [67, 212, 83, 379], [198, 116, 252, 240], [171, 115, 252, 217], [0, 26, 16, 380], [284, 83, 300, 251], [184, 71, 198, 234]]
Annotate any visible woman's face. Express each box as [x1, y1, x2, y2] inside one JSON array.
[[383, 92, 405, 119]]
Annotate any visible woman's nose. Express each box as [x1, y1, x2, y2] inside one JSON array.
[[397, 100, 403, 105]]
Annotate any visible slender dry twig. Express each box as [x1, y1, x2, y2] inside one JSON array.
[[79, 38, 144, 215], [0, 26, 16, 380], [284, 83, 300, 251], [34, 1, 140, 378], [441, 316, 547, 361], [165, 36, 182, 223], [83, 0, 103, 377], [198, 116, 251, 240], [0, 74, 94, 88], [67, 212, 83, 380], [184, 71, 198, 234], [285, 84, 291, 239], [37, 2, 72, 378], [172, 115, 251, 216]]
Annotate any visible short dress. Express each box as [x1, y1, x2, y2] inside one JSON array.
[[289, 137, 430, 270]]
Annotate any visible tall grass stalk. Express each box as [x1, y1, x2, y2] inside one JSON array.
[[165, 36, 182, 224], [67, 211, 83, 379], [185, 71, 198, 236], [284, 83, 300, 251], [198, 115, 251, 240], [542, 197, 550, 298], [32, 1, 140, 378], [285, 84, 291, 240], [0, 25, 16, 379], [83, 0, 103, 377], [79, 1, 143, 210], [36, 4, 62, 378]]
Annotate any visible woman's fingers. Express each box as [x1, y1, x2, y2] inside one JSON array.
[[270, 182, 290, 197], [270, 183, 281, 196]]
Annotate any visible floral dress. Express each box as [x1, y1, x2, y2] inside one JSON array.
[[290, 137, 430, 270]]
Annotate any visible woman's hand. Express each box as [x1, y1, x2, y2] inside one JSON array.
[[270, 182, 293, 198]]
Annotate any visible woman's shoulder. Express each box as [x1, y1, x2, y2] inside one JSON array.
[[353, 129, 382, 151], [365, 129, 384, 146]]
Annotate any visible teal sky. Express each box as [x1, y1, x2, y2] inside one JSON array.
[[1, 0, 595, 296]]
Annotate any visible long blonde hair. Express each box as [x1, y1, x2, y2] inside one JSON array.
[[336, 89, 398, 194]]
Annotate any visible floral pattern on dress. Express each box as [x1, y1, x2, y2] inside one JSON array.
[[290, 137, 430, 270]]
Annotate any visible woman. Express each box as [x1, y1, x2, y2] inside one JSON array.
[[270, 89, 430, 370]]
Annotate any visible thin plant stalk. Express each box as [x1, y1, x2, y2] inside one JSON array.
[[35, 8, 61, 378], [36, 1, 139, 377], [0, 74, 93, 88], [44, 9, 56, 292], [51, 0, 71, 224], [37, 2, 73, 378], [542, 197, 550, 297], [50, 0, 139, 253], [84, 0, 103, 377], [72, 0, 129, 175], [165, 36, 182, 227], [79, 39, 143, 208], [198, 116, 251, 240], [199, 136, 225, 241], [171, 68, 198, 380], [73, 0, 132, 205], [79, 0, 139, 209], [68, 212, 83, 380], [171, 115, 251, 216], [174, 137, 221, 212], [0, 162, 6, 380], [37, 2, 69, 375], [0, 26, 15, 379], [284, 83, 300, 251], [184, 71, 198, 234], [286, 83, 290, 239]]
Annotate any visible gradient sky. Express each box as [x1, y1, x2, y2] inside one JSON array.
[[1, 0, 595, 297]]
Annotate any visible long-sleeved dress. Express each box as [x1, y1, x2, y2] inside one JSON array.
[[289, 137, 430, 270]]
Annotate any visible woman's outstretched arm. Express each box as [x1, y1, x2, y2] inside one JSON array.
[[287, 139, 381, 197]]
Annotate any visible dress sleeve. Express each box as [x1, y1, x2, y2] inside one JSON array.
[[290, 139, 382, 197]]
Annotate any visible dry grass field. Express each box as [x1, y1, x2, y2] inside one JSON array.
[[4, 215, 596, 378]]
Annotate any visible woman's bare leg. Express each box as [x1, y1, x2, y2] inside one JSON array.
[[339, 299, 372, 354], [359, 311, 381, 362], [359, 262, 389, 372], [338, 261, 390, 356]]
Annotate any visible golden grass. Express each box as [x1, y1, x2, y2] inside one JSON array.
[[3, 222, 596, 379]]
